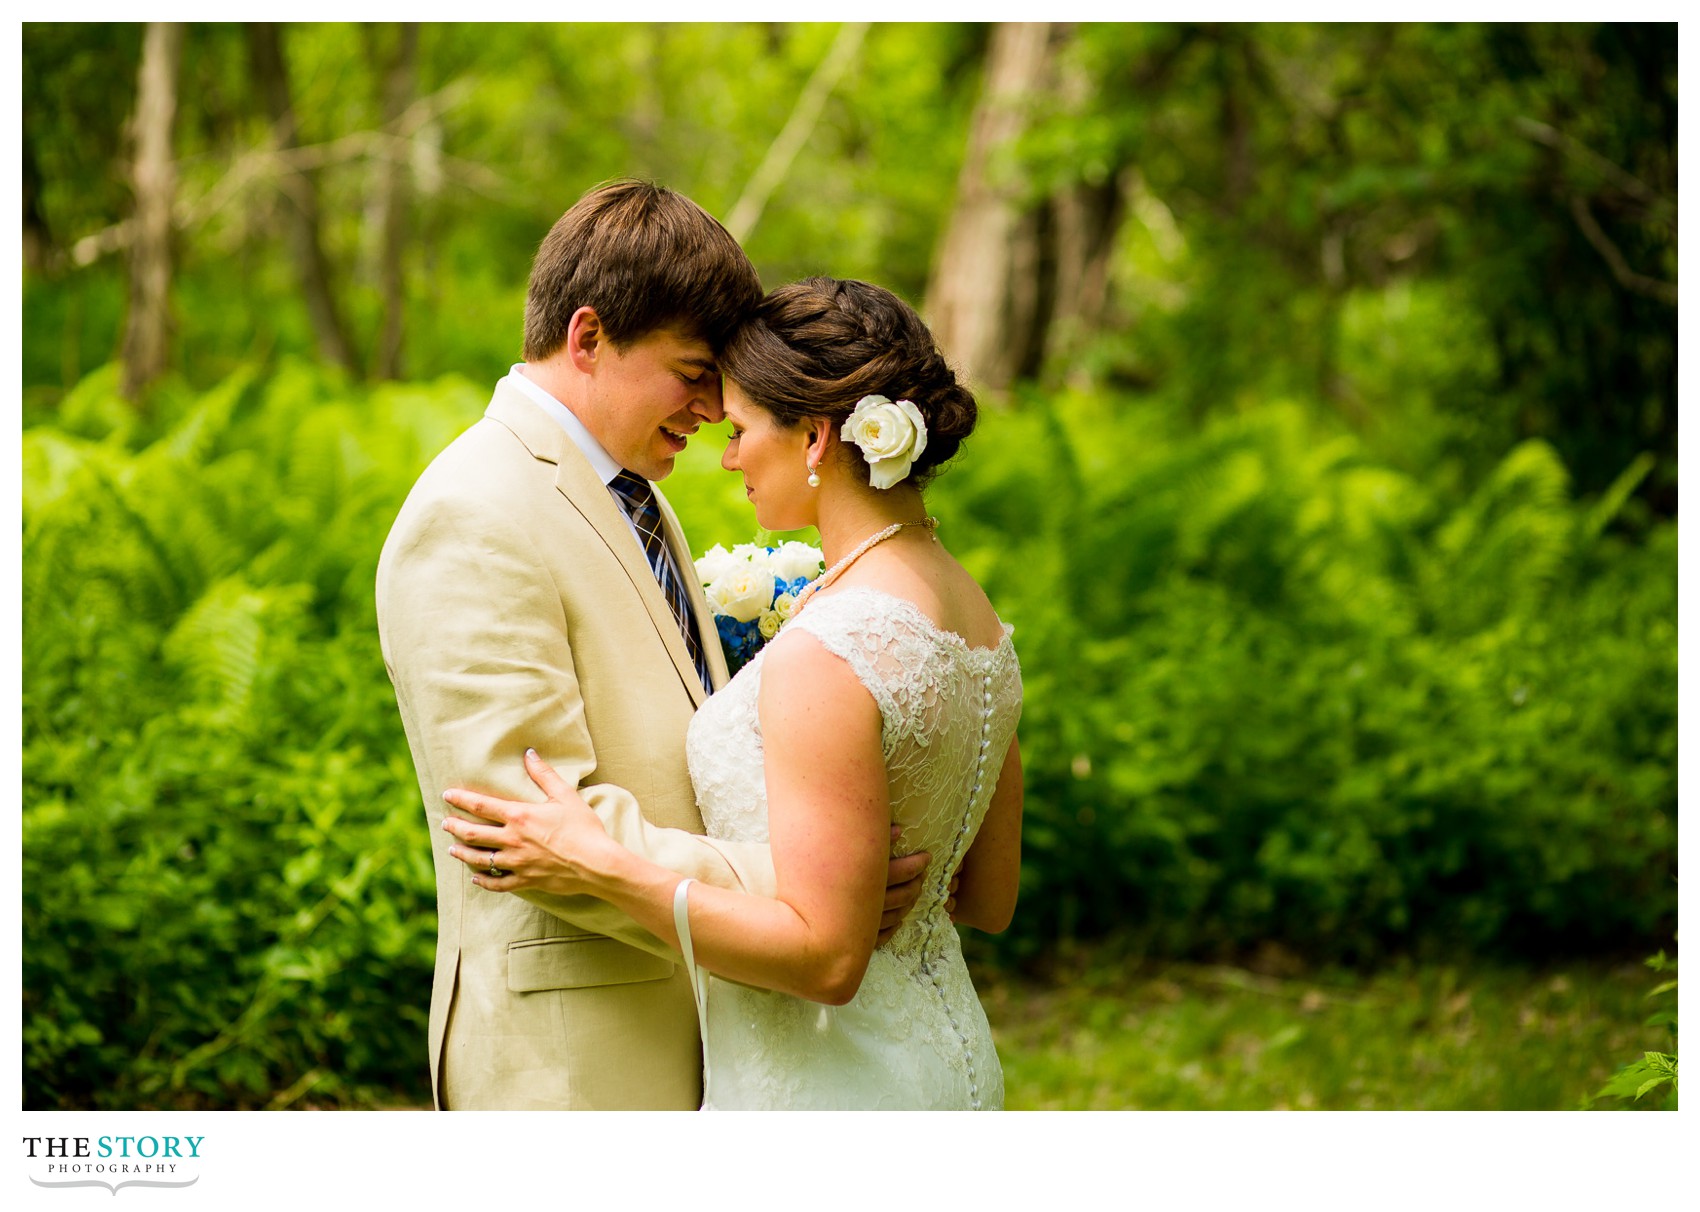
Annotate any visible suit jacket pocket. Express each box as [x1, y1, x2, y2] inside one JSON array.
[[506, 934, 675, 992]]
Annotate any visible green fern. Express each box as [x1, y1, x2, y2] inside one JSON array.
[[1422, 439, 1574, 632], [1593, 949, 1677, 1109]]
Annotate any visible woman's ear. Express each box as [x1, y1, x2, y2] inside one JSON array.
[[806, 422, 834, 470], [565, 307, 603, 372]]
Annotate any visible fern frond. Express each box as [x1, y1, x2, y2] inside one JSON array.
[[150, 364, 260, 468], [161, 577, 309, 712], [1424, 439, 1575, 630], [1578, 452, 1655, 548]]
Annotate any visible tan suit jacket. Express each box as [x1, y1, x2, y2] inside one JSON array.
[[376, 381, 776, 1109]]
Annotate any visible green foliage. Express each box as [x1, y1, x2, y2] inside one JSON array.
[[938, 388, 1674, 964], [1591, 948, 1677, 1109], [24, 363, 1673, 1107], [20, 22, 1676, 1107], [23, 362, 482, 1108], [1045, 23, 1675, 505], [22, 22, 979, 392]]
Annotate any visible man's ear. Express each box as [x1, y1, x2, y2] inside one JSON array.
[[565, 307, 604, 372]]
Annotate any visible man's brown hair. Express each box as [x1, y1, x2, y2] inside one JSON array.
[[523, 179, 762, 361]]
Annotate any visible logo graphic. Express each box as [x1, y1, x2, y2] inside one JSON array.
[[29, 1176, 199, 1195], [23, 1136, 203, 1196]]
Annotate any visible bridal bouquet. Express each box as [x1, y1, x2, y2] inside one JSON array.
[[695, 540, 825, 675]]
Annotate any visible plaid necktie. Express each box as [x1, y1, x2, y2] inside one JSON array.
[[608, 470, 712, 694]]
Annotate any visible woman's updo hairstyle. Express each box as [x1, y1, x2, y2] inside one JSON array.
[[719, 277, 978, 488]]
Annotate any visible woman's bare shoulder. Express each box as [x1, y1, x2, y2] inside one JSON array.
[[841, 547, 1007, 650]]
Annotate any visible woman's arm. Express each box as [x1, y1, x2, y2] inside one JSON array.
[[441, 630, 894, 1006], [950, 736, 1022, 933], [378, 487, 778, 961]]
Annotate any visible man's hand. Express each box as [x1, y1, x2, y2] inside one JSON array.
[[875, 827, 961, 944]]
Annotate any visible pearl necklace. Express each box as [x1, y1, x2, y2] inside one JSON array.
[[792, 517, 938, 614]]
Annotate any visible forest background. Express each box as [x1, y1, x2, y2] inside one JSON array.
[[19, 21, 1678, 1111]]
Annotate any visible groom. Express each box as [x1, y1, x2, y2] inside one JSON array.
[[377, 180, 928, 1110]]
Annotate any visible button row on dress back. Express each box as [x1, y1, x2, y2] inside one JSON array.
[[915, 668, 999, 1111]]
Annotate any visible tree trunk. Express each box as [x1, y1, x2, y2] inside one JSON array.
[[1045, 173, 1124, 373], [928, 26, 1205, 394], [22, 128, 51, 273], [1040, 41, 1125, 378], [725, 22, 869, 244], [372, 23, 419, 381], [247, 23, 359, 374], [925, 22, 1058, 394], [1218, 31, 1253, 214], [121, 22, 184, 401]]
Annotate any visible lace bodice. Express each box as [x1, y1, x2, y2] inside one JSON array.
[[684, 585, 1022, 1109]]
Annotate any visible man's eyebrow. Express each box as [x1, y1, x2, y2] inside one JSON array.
[[678, 355, 718, 372]]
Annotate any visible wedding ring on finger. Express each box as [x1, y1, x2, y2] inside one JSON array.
[[487, 851, 502, 877]]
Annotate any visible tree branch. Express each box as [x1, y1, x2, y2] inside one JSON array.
[[1567, 193, 1677, 306], [725, 22, 869, 243], [66, 79, 504, 269], [1515, 116, 1675, 231]]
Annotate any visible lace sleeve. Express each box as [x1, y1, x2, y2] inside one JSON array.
[[778, 590, 941, 757]]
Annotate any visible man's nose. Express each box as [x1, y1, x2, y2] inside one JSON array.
[[691, 378, 725, 424]]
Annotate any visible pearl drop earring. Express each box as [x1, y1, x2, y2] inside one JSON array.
[[807, 460, 821, 488]]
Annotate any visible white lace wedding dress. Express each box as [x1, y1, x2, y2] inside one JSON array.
[[681, 586, 1023, 1110]]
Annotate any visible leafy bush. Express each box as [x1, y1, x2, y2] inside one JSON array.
[[23, 362, 477, 1108], [23, 364, 1675, 1106], [938, 390, 1675, 964]]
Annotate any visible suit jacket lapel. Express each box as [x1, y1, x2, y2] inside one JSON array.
[[485, 384, 710, 707], [654, 487, 730, 691]]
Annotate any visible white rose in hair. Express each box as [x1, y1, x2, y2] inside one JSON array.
[[694, 543, 740, 586], [706, 564, 774, 623], [842, 394, 929, 490], [770, 541, 825, 583]]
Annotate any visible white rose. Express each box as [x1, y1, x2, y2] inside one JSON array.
[[772, 591, 796, 621], [769, 541, 825, 583], [758, 609, 784, 640], [842, 395, 929, 490], [694, 543, 739, 586], [732, 543, 777, 579], [706, 565, 774, 623]]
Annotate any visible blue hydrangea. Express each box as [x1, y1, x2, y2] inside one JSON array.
[[699, 537, 825, 676]]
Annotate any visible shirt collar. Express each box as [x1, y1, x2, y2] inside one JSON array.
[[503, 364, 625, 486]]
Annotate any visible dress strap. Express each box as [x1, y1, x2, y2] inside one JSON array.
[[672, 878, 712, 1097]]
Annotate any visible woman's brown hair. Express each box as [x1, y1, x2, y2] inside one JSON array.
[[719, 277, 978, 487]]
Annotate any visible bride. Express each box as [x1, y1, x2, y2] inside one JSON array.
[[441, 277, 1023, 1110]]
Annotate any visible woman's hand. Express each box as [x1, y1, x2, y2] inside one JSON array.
[[442, 749, 621, 896]]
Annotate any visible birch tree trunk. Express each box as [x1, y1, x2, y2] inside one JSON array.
[[121, 22, 184, 401], [924, 22, 1056, 395], [927, 25, 1203, 393]]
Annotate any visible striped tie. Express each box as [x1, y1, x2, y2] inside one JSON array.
[[608, 470, 712, 694]]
